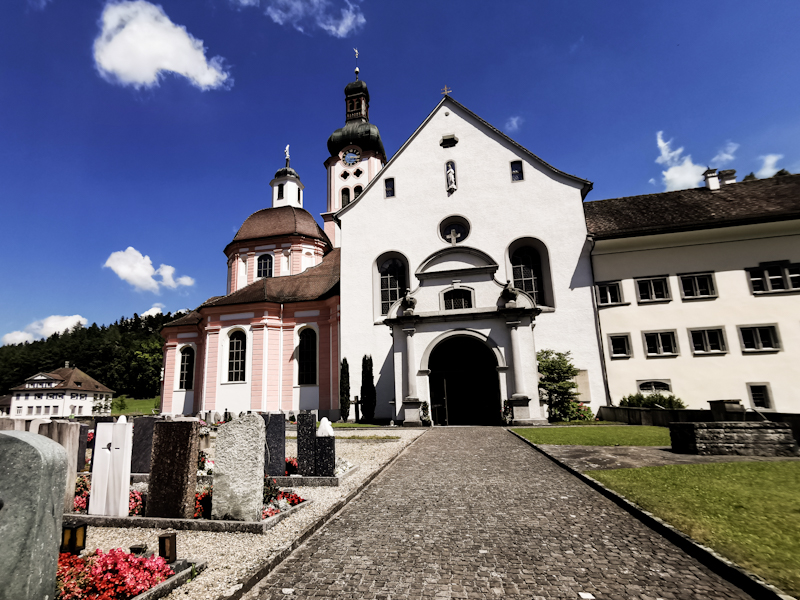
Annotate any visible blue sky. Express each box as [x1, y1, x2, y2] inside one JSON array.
[[2, 0, 799, 344]]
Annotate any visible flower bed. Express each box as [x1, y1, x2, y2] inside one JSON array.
[[73, 474, 143, 516]]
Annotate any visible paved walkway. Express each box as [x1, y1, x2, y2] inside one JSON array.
[[248, 428, 752, 600]]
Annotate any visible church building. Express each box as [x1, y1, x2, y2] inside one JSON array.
[[160, 69, 800, 422]]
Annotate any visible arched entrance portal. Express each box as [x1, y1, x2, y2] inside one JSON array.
[[428, 336, 502, 425]]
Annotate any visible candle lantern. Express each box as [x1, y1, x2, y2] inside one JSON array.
[[60, 521, 87, 555], [158, 532, 177, 563]]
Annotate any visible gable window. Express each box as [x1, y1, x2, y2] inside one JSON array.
[[689, 328, 726, 354], [511, 247, 543, 304], [511, 160, 524, 181], [385, 178, 395, 197], [443, 289, 472, 310], [680, 273, 717, 299], [643, 331, 678, 356], [341, 188, 350, 207], [638, 380, 672, 394], [747, 262, 800, 294], [257, 254, 273, 279], [379, 258, 405, 315], [597, 281, 623, 305], [277, 183, 284, 200], [298, 328, 317, 385], [636, 276, 671, 303], [747, 383, 772, 409], [228, 331, 246, 382], [608, 334, 632, 358], [179, 347, 195, 390], [738, 325, 780, 352]]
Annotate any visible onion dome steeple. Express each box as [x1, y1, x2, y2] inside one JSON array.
[[326, 69, 386, 161], [270, 145, 304, 209]]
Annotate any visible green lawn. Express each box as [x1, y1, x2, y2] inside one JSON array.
[[590, 462, 800, 597], [512, 425, 670, 446], [111, 397, 160, 415], [331, 422, 382, 428], [549, 420, 625, 426]]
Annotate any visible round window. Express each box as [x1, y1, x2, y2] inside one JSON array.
[[439, 216, 470, 245]]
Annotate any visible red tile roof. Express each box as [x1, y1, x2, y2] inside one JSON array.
[[10, 366, 114, 394]]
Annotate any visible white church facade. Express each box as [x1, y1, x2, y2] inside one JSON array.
[[160, 71, 800, 422]]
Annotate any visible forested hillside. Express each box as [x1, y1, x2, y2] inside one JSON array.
[[0, 312, 178, 399]]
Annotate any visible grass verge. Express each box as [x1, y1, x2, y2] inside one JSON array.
[[331, 422, 382, 428], [111, 397, 160, 416], [511, 425, 670, 446], [590, 462, 800, 597], [549, 420, 625, 426]]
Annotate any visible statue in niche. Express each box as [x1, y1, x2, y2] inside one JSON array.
[[501, 280, 519, 307], [446, 161, 457, 194], [401, 288, 417, 315]]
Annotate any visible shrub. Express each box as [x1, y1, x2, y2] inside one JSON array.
[[502, 399, 513, 425], [619, 392, 686, 409], [263, 475, 280, 504], [360, 355, 376, 422], [538, 349, 583, 421], [420, 401, 431, 426], [339, 358, 351, 421]]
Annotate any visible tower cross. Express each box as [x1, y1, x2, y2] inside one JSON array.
[[441, 85, 452, 96], [445, 229, 461, 245]]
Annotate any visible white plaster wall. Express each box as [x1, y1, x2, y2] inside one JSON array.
[[339, 100, 606, 418], [594, 220, 800, 411], [215, 324, 253, 415]]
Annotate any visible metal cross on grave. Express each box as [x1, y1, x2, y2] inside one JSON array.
[[446, 229, 461, 245]]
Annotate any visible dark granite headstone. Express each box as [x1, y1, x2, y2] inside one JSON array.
[[315, 437, 335, 477], [77, 424, 90, 472], [131, 416, 157, 473], [262, 413, 286, 477], [297, 411, 316, 477], [146, 421, 199, 519]]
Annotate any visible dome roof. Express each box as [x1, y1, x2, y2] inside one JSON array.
[[344, 79, 369, 102], [226, 206, 329, 252], [273, 165, 300, 180], [327, 120, 386, 159]]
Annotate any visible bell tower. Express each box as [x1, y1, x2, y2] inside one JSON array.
[[322, 67, 386, 247], [271, 145, 304, 209]]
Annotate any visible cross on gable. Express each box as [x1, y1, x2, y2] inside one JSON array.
[[441, 85, 452, 96], [446, 229, 461, 245]]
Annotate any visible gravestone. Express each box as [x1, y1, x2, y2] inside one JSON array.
[[131, 416, 157, 473], [38, 420, 81, 513], [264, 412, 286, 477], [0, 431, 68, 600], [212, 414, 265, 521], [89, 416, 115, 473], [76, 424, 90, 472], [297, 411, 316, 477], [28, 418, 51, 434], [146, 420, 199, 519], [89, 416, 133, 517], [315, 438, 336, 477], [0, 417, 25, 431]]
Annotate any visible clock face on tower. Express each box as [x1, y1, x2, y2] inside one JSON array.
[[342, 147, 361, 166]]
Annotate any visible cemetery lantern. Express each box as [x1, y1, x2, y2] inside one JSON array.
[[60, 521, 87, 555], [158, 532, 177, 563]]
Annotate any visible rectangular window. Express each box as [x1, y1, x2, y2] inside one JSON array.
[[636, 277, 671, 302], [680, 273, 716, 299], [16, 406, 22, 415], [747, 262, 800, 294], [597, 282, 622, 305], [608, 334, 631, 358], [384, 178, 395, 198], [690, 328, 726, 354], [78, 406, 83, 415], [35, 406, 42, 414], [747, 383, 771, 409], [443, 289, 473, 310], [277, 183, 284, 199], [27, 406, 33, 415], [739, 325, 780, 352], [511, 160, 524, 181], [643, 331, 678, 356], [44, 406, 50, 415]]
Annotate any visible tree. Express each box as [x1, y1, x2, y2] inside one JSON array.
[[537, 349, 585, 422], [360, 355, 376, 422], [339, 358, 351, 422]]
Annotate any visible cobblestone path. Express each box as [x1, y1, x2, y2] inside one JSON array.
[[250, 428, 752, 599]]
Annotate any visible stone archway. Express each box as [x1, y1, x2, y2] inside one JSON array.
[[427, 336, 502, 426]]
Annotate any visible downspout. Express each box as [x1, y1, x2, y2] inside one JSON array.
[[279, 303, 284, 411], [587, 235, 613, 407]]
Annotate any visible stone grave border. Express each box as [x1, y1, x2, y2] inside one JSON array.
[[506, 428, 796, 600], [271, 464, 359, 487], [132, 559, 207, 600], [214, 429, 429, 600], [63, 499, 311, 534]]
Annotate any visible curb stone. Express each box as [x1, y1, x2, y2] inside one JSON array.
[[214, 430, 429, 600], [506, 428, 797, 600]]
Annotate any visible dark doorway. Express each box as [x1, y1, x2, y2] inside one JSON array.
[[428, 336, 502, 426]]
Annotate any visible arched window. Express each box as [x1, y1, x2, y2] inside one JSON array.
[[638, 380, 671, 394], [341, 188, 350, 207], [179, 347, 195, 390], [298, 329, 317, 385], [443, 289, 472, 310], [277, 183, 284, 200], [511, 247, 544, 304], [379, 258, 405, 315], [228, 331, 246, 382], [257, 254, 273, 279], [354, 185, 363, 198]]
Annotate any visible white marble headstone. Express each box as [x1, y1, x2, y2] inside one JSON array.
[[89, 419, 133, 517]]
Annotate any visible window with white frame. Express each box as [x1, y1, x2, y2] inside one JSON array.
[[738, 325, 780, 352], [257, 254, 273, 279], [636, 276, 671, 302], [16, 406, 22, 415], [638, 380, 672, 394], [597, 281, 623, 305], [643, 331, 678, 356], [747, 262, 800, 294], [608, 334, 632, 358], [747, 383, 772, 408], [511, 247, 543, 304], [179, 347, 195, 390], [680, 273, 717, 299], [228, 331, 247, 382], [443, 289, 472, 310], [689, 328, 726, 354], [298, 328, 317, 385]]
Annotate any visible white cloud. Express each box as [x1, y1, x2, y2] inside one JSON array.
[[654, 131, 705, 191], [93, 1, 231, 90], [710, 142, 739, 168], [756, 154, 784, 178], [27, 0, 51, 9], [648, 178, 656, 186], [104, 247, 195, 293], [504, 116, 523, 133], [141, 303, 165, 318], [2, 315, 88, 346], [264, 0, 365, 37]]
